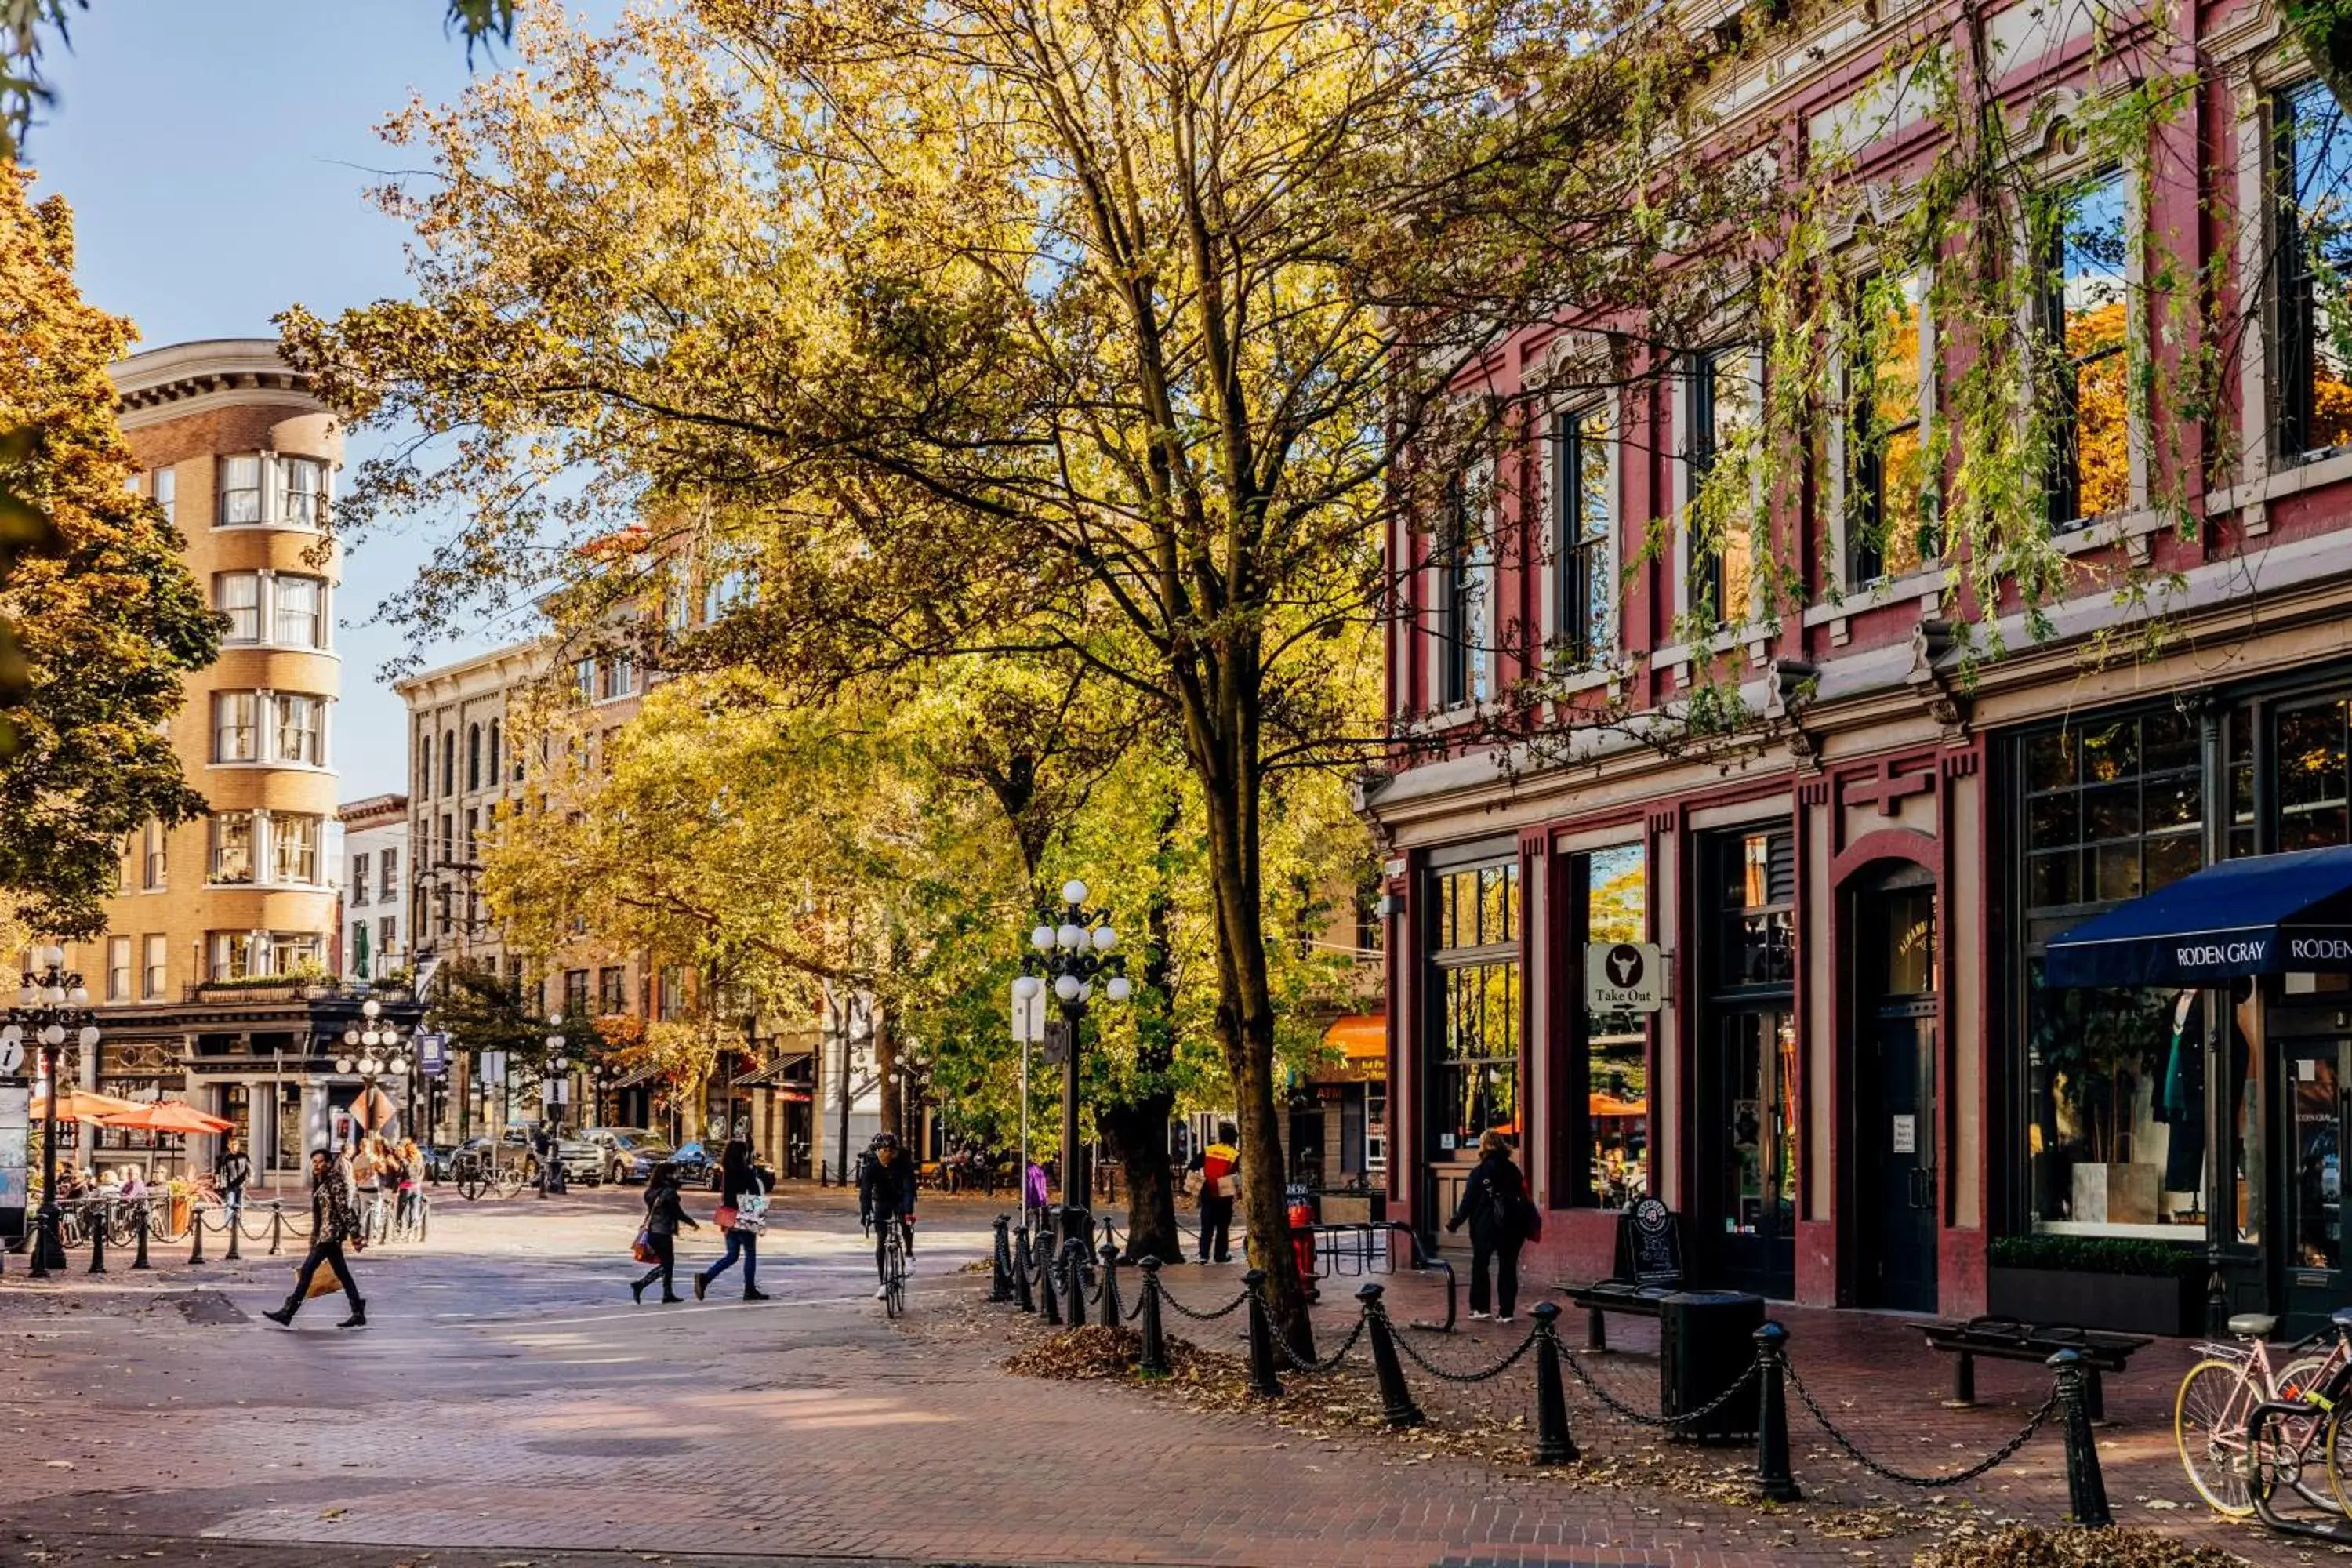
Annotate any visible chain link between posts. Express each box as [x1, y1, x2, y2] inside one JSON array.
[[1157, 1285, 1250, 1322], [1784, 1359, 2058, 1488], [1561, 1349, 1759, 1428], [1388, 1318, 1544, 1384], [1272, 1315, 1369, 1373]]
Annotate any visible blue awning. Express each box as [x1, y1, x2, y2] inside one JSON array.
[[2044, 845, 2352, 988]]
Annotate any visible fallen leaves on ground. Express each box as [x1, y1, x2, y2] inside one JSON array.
[[1911, 1524, 2250, 1567]]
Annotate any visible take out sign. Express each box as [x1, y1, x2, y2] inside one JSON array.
[[1585, 942, 1665, 1013]]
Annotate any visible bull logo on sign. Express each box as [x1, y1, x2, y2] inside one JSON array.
[[1606, 944, 1645, 989]]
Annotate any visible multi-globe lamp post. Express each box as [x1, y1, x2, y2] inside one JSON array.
[[539, 1016, 571, 1197], [1013, 879, 1131, 1211], [5, 946, 100, 1277], [336, 999, 412, 1150]]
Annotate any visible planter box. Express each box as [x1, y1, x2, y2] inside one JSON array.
[[1987, 1263, 2199, 1337]]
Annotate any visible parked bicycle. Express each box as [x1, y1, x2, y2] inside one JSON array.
[[2176, 1307, 2352, 1516], [450, 1147, 527, 1202]]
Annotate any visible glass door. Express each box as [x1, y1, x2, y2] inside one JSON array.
[[1706, 1007, 1798, 1298], [2285, 1040, 2347, 1289]]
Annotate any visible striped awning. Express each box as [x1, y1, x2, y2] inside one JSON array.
[[731, 1052, 811, 1089]]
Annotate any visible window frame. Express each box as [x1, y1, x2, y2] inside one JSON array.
[[1844, 271, 1939, 586], [216, 572, 262, 644], [1551, 405, 1617, 670], [209, 811, 256, 884], [2037, 166, 2136, 529], [2274, 78, 2352, 463], [212, 692, 260, 764]]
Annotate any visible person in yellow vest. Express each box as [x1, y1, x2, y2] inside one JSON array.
[[1190, 1123, 1240, 1264]]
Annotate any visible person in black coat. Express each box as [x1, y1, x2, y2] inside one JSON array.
[[1446, 1131, 1530, 1323], [860, 1131, 918, 1299], [694, 1140, 772, 1302], [633, 1162, 700, 1303]]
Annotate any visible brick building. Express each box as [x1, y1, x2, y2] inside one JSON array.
[[1368, 4, 2352, 1334]]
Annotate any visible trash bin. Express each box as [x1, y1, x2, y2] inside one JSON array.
[[1659, 1290, 1764, 1444]]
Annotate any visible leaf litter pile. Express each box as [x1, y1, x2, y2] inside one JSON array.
[[1914, 1524, 2249, 1568]]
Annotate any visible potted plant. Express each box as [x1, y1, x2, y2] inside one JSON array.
[[1987, 1233, 2205, 1335]]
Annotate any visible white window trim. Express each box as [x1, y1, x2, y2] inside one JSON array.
[[207, 688, 336, 771], [216, 569, 338, 654], [212, 452, 332, 534], [204, 808, 331, 891]]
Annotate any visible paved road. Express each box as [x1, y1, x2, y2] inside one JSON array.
[[0, 1185, 2292, 1566]]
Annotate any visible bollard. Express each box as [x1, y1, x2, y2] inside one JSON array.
[[187, 1208, 206, 1265], [2049, 1349, 2112, 1528], [268, 1202, 285, 1256], [1040, 1228, 1064, 1327], [1753, 1321, 1802, 1502], [990, 1217, 1014, 1304], [1531, 1303, 1577, 1465], [419, 1195, 430, 1244], [1098, 1243, 1123, 1329], [1013, 1226, 1036, 1313], [86, 1212, 107, 1274], [1243, 1270, 1283, 1399], [129, 1203, 151, 1271], [1063, 1238, 1090, 1319], [1137, 1258, 1171, 1377], [1360, 1283, 1425, 1428], [223, 1207, 243, 1261]]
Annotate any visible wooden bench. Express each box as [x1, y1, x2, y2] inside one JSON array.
[[1563, 1198, 1686, 1352], [1920, 1316, 2151, 1423]]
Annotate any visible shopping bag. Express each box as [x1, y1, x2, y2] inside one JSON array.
[[630, 1227, 655, 1265], [303, 1267, 343, 1300]]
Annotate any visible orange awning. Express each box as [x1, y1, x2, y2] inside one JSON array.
[[1323, 1014, 1385, 1061], [1589, 1093, 1649, 1118]]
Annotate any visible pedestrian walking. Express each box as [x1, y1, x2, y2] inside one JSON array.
[[216, 1138, 251, 1226], [1446, 1130, 1532, 1323], [632, 1160, 699, 1303], [1190, 1122, 1240, 1264], [692, 1140, 771, 1301], [263, 1148, 366, 1330]]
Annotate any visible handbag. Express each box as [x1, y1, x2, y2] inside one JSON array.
[[713, 1203, 739, 1230], [630, 1226, 655, 1265], [303, 1266, 343, 1300]]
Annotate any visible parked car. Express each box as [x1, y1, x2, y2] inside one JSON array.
[[579, 1127, 676, 1184], [417, 1142, 460, 1182], [668, 1140, 717, 1188], [477, 1126, 605, 1185]]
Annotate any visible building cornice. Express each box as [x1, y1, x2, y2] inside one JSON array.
[[109, 339, 325, 423]]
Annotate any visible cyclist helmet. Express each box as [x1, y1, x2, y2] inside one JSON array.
[[873, 1131, 899, 1148]]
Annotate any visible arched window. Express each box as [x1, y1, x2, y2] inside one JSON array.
[[419, 732, 433, 798], [488, 719, 503, 786], [467, 723, 481, 791], [441, 730, 456, 794]]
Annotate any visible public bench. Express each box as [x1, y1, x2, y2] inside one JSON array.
[[1920, 1316, 2151, 1422], [1563, 1197, 1685, 1352]]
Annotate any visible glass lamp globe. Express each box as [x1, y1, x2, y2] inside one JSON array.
[[344, 1028, 361, 1046], [42, 1024, 64, 1046], [16, 986, 33, 1007], [362, 999, 382, 1021], [1053, 974, 1082, 1002], [1056, 923, 1085, 950], [1062, 879, 1089, 906], [1076, 980, 1093, 1004], [1013, 974, 1041, 1000], [66, 985, 89, 1006], [1105, 975, 1134, 1003], [1029, 924, 1055, 952], [336, 1057, 354, 1073], [1091, 926, 1116, 952]]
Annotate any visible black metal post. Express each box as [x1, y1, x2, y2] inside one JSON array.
[[268, 1202, 285, 1256], [2049, 1348, 2112, 1528], [31, 1038, 61, 1276], [1014, 1225, 1036, 1312], [991, 1216, 1014, 1304], [1059, 998, 1085, 1211], [1040, 1227, 1064, 1326], [1243, 1269, 1283, 1399], [85, 1207, 106, 1274], [1062, 1236, 1089, 1319], [1098, 1242, 1123, 1329], [223, 1204, 242, 1261], [1531, 1303, 1576, 1465], [1137, 1258, 1170, 1377], [1753, 1320, 1801, 1502], [1361, 1283, 1425, 1427], [129, 1202, 151, 1270]]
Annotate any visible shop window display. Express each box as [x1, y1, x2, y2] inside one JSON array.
[[1429, 860, 1519, 1153], [1581, 844, 1647, 1207]]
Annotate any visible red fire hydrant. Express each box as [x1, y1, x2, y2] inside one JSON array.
[[1288, 1195, 1319, 1301]]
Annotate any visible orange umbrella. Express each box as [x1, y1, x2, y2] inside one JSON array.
[[31, 1087, 143, 1121], [100, 1101, 233, 1135]]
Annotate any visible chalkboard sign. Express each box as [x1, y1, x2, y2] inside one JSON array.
[[1611, 1196, 1684, 1286]]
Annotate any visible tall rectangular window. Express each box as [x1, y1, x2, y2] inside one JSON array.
[[271, 813, 320, 884], [209, 811, 255, 884], [564, 968, 591, 1015], [218, 456, 263, 525], [1848, 274, 1934, 583], [106, 936, 130, 1002], [1552, 408, 1613, 666], [1688, 346, 1757, 627], [351, 853, 371, 905], [212, 692, 259, 762], [2041, 171, 2130, 525], [575, 658, 596, 700], [380, 848, 398, 897], [464, 807, 478, 858], [207, 931, 249, 982], [279, 456, 327, 527], [273, 693, 322, 765], [1437, 474, 1489, 707], [273, 575, 323, 647], [142, 934, 165, 999], [1428, 860, 1520, 1153], [216, 573, 261, 642], [153, 466, 175, 525], [659, 964, 684, 1020], [378, 915, 398, 964], [141, 818, 166, 890], [2277, 79, 2352, 459], [1576, 844, 1649, 1208], [598, 965, 626, 1013]]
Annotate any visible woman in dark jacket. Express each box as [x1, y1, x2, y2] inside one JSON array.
[[694, 1140, 773, 1302], [1446, 1131, 1530, 1323], [633, 1162, 699, 1303]]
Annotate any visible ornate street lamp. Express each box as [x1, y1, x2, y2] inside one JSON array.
[[1015, 879, 1131, 1211], [336, 998, 412, 1150], [5, 945, 100, 1276], [538, 1015, 571, 1197]]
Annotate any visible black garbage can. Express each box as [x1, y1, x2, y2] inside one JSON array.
[[1659, 1290, 1764, 1443]]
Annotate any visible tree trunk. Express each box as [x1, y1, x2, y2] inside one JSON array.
[[2283, 0, 2352, 121], [1103, 1093, 1182, 1261]]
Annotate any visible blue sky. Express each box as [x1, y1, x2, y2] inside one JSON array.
[[30, 2, 610, 801]]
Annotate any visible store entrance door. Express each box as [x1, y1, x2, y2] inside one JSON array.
[[1699, 1007, 1797, 1298], [2282, 1036, 2349, 1323], [1856, 1000, 1939, 1311]]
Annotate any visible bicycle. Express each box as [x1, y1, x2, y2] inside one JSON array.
[[2176, 1308, 2350, 1516], [452, 1150, 527, 1202], [867, 1210, 909, 1319]]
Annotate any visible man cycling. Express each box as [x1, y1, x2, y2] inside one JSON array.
[[858, 1131, 917, 1300]]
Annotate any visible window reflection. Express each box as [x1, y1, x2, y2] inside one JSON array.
[[1430, 860, 1521, 1152], [1690, 346, 1756, 627], [1849, 274, 1934, 583], [2043, 171, 2130, 524], [2278, 80, 2352, 457]]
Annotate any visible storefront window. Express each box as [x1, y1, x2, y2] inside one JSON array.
[[2021, 709, 2207, 1236], [1428, 859, 1519, 1153], [1715, 828, 1795, 989], [2278, 696, 2350, 850], [1581, 844, 1648, 1207]]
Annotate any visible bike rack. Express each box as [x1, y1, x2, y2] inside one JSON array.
[[2248, 1397, 2352, 1540]]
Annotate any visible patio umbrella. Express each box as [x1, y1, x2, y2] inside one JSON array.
[[31, 1087, 143, 1121], [100, 1101, 234, 1135]]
